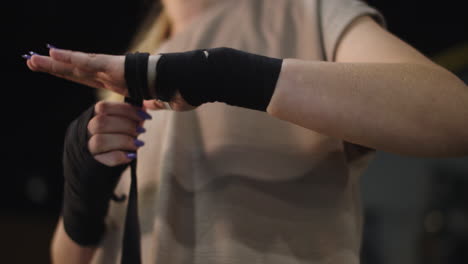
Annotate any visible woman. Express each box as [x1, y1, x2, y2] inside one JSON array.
[[25, 0, 468, 263]]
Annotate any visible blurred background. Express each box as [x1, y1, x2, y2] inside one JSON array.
[[3, 0, 467, 263]]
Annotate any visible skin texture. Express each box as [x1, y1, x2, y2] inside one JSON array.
[[26, 6, 467, 264], [27, 18, 468, 156], [267, 16, 468, 157]]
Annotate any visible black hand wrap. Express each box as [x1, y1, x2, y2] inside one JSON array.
[[125, 52, 151, 101], [62, 105, 127, 246], [155, 47, 283, 111]]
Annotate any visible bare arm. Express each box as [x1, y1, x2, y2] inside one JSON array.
[[25, 17, 467, 156], [51, 218, 96, 264], [267, 16, 468, 157]]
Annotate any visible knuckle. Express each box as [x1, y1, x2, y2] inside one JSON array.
[[71, 66, 81, 78], [88, 134, 105, 152], [84, 56, 94, 69], [93, 134, 105, 147], [94, 115, 109, 131], [50, 62, 60, 75], [95, 101, 109, 114], [87, 119, 96, 135], [87, 135, 97, 153]]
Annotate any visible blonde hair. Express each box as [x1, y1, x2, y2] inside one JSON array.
[[100, 3, 171, 101]]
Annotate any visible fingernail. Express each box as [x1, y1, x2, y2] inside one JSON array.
[[137, 109, 152, 120], [21, 54, 31, 60], [29, 51, 39, 56], [126, 153, 137, 159], [136, 126, 146, 134], [134, 139, 145, 147], [46, 43, 57, 49]]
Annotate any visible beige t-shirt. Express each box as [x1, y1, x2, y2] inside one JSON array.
[[92, 0, 385, 263]]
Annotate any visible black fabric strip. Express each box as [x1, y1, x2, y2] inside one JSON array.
[[120, 156, 141, 264], [62, 105, 127, 246], [122, 53, 145, 264], [63, 52, 150, 252], [153, 47, 283, 111], [153, 51, 199, 102], [125, 52, 151, 101]]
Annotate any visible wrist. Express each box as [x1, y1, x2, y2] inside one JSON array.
[[147, 55, 161, 99], [154, 48, 283, 111]]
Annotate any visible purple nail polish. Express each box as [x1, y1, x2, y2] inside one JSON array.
[[29, 51, 39, 56], [136, 126, 146, 134], [46, 43, 57, 49], [126, 153, 137, 159], [21, 54, 31, 60], [137, 110, 152, 120], [134, 139, 145, 147]]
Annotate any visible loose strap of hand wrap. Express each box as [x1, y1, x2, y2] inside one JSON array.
[[62, 52, 148, 262], [120, 48, 282, 262], [120, 52, 150, 264], [119, 98, 142, 264]]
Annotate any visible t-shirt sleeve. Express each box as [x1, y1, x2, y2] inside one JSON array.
[[319, 0, 386, 61]]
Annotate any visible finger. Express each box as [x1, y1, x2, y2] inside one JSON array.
[[26, 58, 38, 71], [143, 99, 167, 110], [94, 101, 147, 122], [30, 54, 79, 76], [167, 91, 197, 111], [94, 151, 135, 167], [88, 114, 140, 137], [29, 55, 104, 89], [50, 48, 111, 72], [88, 134, 143, 155], [49, 49, 127, 95]]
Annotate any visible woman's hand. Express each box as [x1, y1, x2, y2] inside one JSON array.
[[25, 47, 196, 111], [87, 101, 151, 166], [27, 47, 128, 96]]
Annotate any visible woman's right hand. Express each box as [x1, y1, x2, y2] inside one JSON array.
[[27, 47, 128, 96], [26, 47, 196, 112], [87, 101, 151, 166]]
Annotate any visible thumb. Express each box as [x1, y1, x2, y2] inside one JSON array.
[[143, 100, 168, 111]]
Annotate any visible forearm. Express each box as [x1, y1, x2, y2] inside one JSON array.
[[268, 59, 468, 157], [51, 218, 96, 264]]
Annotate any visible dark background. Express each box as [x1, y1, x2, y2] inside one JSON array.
[[3, 0, 468, 263]]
